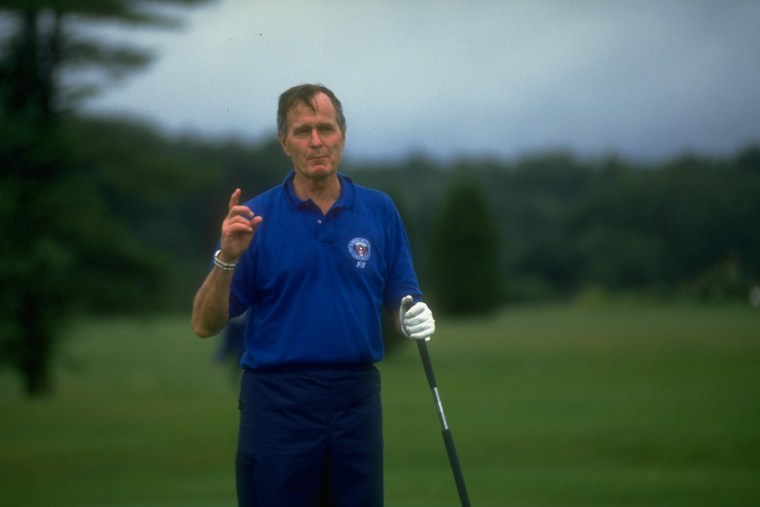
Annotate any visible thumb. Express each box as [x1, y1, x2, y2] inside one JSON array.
[[400, 295, 414, 314]]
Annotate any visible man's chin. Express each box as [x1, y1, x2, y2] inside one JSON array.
[[305, 162, 337, 176]]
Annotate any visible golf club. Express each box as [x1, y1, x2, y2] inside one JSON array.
[[417, 338, 472, 507]]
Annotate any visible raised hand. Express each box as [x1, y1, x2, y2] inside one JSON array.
[[219, 188, 262, 263]]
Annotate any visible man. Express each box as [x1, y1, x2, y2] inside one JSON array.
[[191, 83, 435, 507]]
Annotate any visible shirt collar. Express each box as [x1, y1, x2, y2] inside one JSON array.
[[282, 171, 355, 211]]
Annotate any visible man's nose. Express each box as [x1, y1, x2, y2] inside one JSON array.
[[309, 129, 323, 147]]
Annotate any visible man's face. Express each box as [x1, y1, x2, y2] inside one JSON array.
[[279, 92, 346, 181]]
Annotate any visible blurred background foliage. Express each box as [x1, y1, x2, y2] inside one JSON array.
[[0, 0, 214, 395], [2, 0, 760, 396]]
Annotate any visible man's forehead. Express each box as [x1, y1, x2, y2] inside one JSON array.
[[289, 94, 334, 117]]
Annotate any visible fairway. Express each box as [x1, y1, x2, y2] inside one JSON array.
[[1, 302, 759, 506]]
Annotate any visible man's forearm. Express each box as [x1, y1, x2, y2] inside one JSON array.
[[191, 268, 234, 338]]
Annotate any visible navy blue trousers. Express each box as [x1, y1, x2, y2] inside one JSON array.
[[236, 365, 383, 507]]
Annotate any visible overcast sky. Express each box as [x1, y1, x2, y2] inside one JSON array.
[[83, 0, 760, 162]]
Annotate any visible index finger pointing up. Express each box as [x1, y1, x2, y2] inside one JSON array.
[[229, 188, 241, 210]]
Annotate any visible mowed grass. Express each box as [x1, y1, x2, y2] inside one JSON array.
[[1, 301, 759, 506]]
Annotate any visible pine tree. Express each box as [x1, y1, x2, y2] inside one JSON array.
[[429, 177, 503, 315], [0, 0, 213, 395]]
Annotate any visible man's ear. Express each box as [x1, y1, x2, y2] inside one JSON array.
[[278, 133, 290, 157]]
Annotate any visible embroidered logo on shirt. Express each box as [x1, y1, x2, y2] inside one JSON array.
[[348, 238, 371, 262]]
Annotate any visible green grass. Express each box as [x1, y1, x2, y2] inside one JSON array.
[[2, 301, 759, 506]]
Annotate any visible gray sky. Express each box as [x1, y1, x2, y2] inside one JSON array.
[[83, 0, 760, 162]]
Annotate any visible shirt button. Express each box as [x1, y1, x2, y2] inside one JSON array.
[[317, 219, 322, 224]]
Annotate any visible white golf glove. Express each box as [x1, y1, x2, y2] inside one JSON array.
[[400, 295, 436, 341]]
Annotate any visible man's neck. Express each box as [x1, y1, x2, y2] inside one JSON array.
[[293, 173, 341, 214]]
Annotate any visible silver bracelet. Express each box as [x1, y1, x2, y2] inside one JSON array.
[[213, 250, 237, 271]]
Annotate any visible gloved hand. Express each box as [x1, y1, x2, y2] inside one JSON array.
[[400, 295, 436, 341]]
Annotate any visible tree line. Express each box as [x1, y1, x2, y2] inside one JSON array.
[[54, 115, 760, 313], [368, 147, 760, 308]]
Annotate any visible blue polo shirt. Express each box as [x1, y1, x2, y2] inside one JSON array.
[[228, 171, 422, 370]]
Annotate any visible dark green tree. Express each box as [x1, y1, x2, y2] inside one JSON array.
[[428, 176, 503, 315], [0, 0, 213, 395]]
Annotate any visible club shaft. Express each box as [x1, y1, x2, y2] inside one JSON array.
[[417, 340, 472, 507]]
